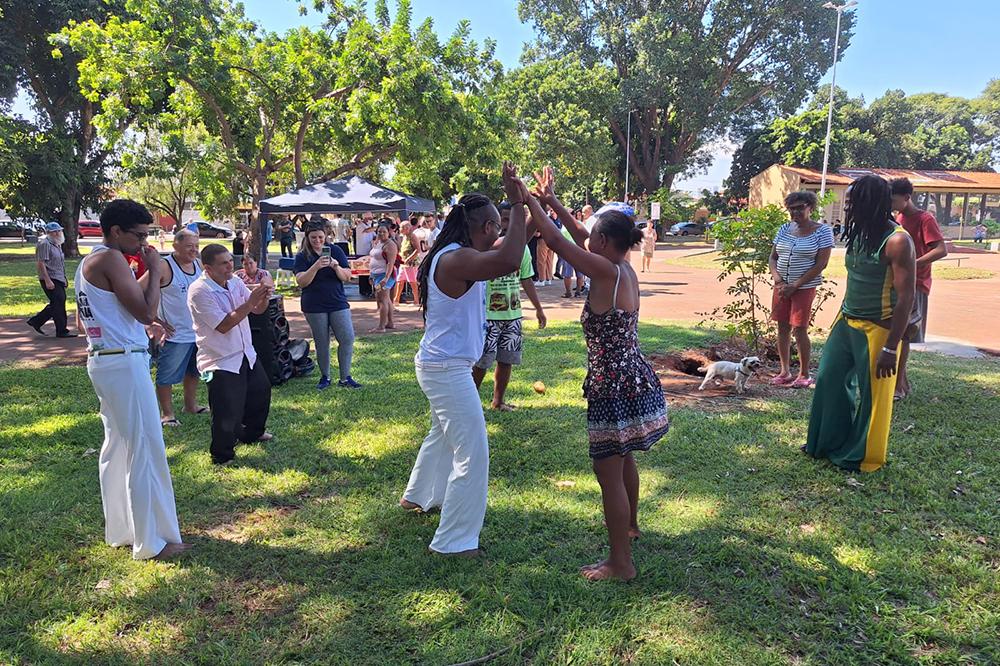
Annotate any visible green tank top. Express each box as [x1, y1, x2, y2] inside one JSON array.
[[842, 226, 908, 322]]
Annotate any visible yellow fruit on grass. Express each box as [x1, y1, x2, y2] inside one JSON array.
[[532, 381, 546, 394]]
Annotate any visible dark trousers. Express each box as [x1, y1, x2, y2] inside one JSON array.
[[28, 279, 68, 334], [280, 238, 294, 257], [207, 356, 272, 463]]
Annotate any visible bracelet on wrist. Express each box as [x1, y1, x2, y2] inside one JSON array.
[[881, 347, 897, 355]]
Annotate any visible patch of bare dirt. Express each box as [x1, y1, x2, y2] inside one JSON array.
[[648, 337, 797, 410]]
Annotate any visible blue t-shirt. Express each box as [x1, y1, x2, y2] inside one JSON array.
[[294, 244, 351, 313]]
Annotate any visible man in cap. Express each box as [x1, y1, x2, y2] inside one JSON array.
[[27, 222, 77, 338]]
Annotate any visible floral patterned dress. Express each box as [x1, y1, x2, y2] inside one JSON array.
[[581, 265, 669, 459]]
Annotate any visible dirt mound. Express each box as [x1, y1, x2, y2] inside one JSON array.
[[647, 338, 792, 410]]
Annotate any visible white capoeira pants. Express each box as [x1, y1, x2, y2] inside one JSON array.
[[87, 352, 182, 559], [404, 361, 489, 554]]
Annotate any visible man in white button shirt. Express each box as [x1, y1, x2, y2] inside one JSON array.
[[188, 244, 273, 465]]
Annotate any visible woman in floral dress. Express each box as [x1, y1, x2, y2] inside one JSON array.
[[525, 167, 669, 581]]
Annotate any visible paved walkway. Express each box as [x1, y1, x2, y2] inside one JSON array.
[[3, 243, 998, 366]]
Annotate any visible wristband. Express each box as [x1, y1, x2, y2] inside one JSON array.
[[881, 347, 897, 355]]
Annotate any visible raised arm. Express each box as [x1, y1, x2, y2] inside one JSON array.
[[438, 162, 528, 283], [525, 166, 616, 281], [98, 245, 162, 325]]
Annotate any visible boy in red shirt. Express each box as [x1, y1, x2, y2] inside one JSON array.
[[890, 178, 948, 400]]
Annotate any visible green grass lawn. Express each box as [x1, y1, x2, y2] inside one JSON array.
[[1, 321, 998, 665], [665, 251, 997, 281]]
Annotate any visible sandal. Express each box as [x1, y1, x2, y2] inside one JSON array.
[[790, 377, 814, 389], [770, 374, 794, 386], [161, 418, 181, 427]]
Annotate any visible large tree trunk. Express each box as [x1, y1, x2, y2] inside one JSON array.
[[245, 172, 269, 267], [60, 188, 83, 258]]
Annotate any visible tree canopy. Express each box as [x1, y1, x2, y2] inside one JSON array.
[[725, 84, 1000, 199], [59, 0, 503, 256], [0, 0, 128, 255], [518, 0, 851, 196]]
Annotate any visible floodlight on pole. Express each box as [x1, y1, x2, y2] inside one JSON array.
[[819, 0, 857, 198]]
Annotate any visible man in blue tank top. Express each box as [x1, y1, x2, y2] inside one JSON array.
[[142, 229, 209, 426]]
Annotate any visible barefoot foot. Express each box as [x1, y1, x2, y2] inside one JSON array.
[[399, 498, 423, 511], [491, 402, 516, 412], [580, 559, 636, 581]]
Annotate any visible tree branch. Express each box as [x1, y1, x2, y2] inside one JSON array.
[[178, 74, 254, 176], [310, 144, 399, 184]]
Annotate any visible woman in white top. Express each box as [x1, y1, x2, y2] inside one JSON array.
[[640, 223, 657, 272], [768, 191, 835, 388], [399, 163, 529, 557], [368, 221, 398, 333]]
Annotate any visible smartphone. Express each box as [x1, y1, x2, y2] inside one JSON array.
[[321, 246, 331, 258]]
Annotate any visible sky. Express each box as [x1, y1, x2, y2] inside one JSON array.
[[241, 0, 1000, 194], [15, 1, 997, 194]]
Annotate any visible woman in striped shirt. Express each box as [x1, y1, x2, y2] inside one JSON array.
[[768, 191, 834, 388]]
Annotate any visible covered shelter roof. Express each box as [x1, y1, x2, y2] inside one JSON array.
[[776, 165, 1000, 192], [259, 176, 435, 215]]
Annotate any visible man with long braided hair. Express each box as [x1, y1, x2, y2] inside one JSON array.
[[805, 175, 916, 472], [399, 163, 530, 557]]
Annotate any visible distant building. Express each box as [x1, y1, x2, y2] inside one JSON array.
[[749, 165, 1000, 238]]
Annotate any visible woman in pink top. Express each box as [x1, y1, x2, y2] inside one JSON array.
[[234, 255, 273, 288]]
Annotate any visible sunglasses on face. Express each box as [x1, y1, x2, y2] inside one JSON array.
[[125, 229, 150, 240]]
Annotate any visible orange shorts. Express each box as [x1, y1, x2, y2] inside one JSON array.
[[771, 286, 817, 329]]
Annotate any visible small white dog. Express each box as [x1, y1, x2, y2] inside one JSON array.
[[698, 356, 763, 394]]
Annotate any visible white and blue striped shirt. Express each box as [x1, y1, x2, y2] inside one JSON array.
[[773, 223, 835, 289]]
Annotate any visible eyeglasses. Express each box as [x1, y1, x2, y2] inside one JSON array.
[[124, 229, 150, 240], [786, 205, 808, 213]]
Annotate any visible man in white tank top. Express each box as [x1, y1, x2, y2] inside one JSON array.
[[144, 229, 207, 426], [400, 163, 530, 557], [75, 199, 188, 560]]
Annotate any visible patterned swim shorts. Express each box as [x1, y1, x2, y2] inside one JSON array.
[[475, 318, 523, 369]]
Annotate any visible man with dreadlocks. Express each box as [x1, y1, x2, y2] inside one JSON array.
[[804, 175, 916, 473], [399, 162, 530, 557]]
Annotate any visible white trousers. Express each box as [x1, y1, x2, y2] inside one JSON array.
[[404, 361, 489, 553], [87, 352, 182, 559]]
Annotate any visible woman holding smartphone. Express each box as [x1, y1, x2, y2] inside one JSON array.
[[294, 220, 360, 390]]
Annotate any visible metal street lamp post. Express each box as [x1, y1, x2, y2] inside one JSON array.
[[819, 0, 857, 198], [624, 109, 632, 204]]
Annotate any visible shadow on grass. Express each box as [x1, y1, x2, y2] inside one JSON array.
[[2, 323, 998, 664]]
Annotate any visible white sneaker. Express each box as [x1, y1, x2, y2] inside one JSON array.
[[545, 280, 552, 286], [534, 281, 544, 287]]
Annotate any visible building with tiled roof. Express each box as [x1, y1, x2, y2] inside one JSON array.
[[749, 165, 1000, 238]]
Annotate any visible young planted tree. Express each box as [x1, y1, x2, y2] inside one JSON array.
[[703, 205, 787, 352]]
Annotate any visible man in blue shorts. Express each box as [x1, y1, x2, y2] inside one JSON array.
[[144, 229, 209, 426]]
